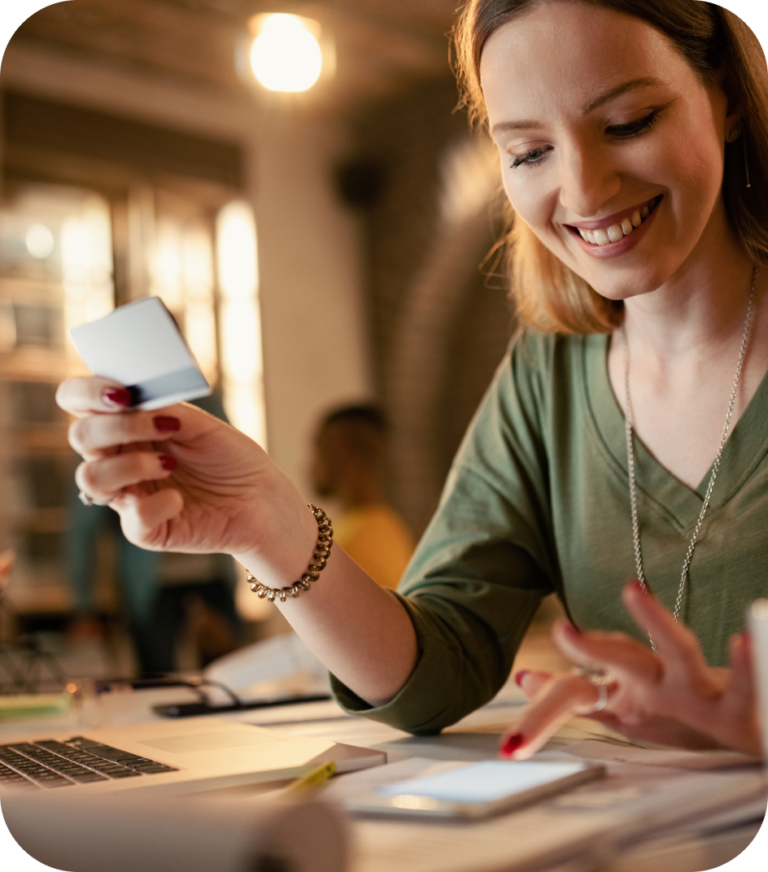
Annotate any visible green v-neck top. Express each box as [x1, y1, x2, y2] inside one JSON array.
[[330, 331, 768, 734]]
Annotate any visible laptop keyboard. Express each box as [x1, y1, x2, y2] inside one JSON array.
[[0, 737, 178, 790]]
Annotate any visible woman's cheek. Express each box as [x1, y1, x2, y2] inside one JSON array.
[[506, 181, 556, 243]]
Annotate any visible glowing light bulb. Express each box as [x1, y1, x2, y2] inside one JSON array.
[[25, 223, 55, 259], [250, 14, 322, 93]]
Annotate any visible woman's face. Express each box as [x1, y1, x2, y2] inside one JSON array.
[[481, 2, 737, 300]]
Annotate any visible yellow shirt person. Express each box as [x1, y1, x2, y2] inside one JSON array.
[[333, 505, 415, 590], [311, 404, 414, 590]]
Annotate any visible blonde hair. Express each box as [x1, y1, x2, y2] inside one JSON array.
[[454, 0, 768, 334]]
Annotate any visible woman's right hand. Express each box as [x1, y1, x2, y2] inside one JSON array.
[[57, 376, 421, 706], [56, 377, 317, 575]]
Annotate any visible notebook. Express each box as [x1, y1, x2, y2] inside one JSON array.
[[0, 715, 386, 796]]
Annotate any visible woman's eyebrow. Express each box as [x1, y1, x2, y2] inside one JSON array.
[[581, 76, 664, 114], [490, 76, 664, 137]]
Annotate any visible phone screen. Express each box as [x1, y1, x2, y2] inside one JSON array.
[[376, 761, 592, 804]]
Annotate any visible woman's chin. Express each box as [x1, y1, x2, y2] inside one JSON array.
[[583, 270, 670, 304]]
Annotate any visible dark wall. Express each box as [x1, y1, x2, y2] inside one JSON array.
[[342, 78, 515, 534]]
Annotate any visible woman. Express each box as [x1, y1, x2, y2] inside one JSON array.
[[58, 0, 767, 757]]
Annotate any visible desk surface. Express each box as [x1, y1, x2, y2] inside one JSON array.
[[2, 678, 766, 872]]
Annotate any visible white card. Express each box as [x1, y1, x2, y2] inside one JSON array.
[[68, 297, 211, 411]]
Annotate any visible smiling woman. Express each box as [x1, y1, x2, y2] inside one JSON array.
[[55, 0, 768, 763], [456, 0, 768, 333]]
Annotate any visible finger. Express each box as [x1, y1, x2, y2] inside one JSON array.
[[553, 620, 662, 685], [69, 411, 182, 458], [727, 632, 755, 704], [500, 673, 602, 760], [76, 453, 178, 503], [720, 633, 763, 755], [116, 489, 185, 547], [56, 377, 132, 417], [622, 582, 712, 685], [513, 669, 553, 698]]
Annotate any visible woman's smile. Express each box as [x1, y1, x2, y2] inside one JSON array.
[[565, 194, 663, 258]]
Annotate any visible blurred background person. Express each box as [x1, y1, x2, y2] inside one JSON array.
[[312, 404, 415, 590]]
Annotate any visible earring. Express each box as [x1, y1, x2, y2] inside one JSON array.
[[727, 123, 742, 143], [743, 131, 751, 189]]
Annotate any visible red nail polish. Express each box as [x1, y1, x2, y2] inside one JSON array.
[[159, 455, 178, 471], [500, 733, 525, 756], [154, 416, 181, 433], [628, 580, 650, 596], [562, 622, 582, 639], [103, 387, 131, 407], [514, 670, 530, 688]]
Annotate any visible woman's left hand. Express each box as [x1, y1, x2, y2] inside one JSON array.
[[500, 581, 762, 759]]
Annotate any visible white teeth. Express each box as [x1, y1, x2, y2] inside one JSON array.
[[577, 199, 657, 245], [607, 224, 623, 243]]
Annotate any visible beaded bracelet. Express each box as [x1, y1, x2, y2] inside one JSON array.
[[246, 505, 333, 603]]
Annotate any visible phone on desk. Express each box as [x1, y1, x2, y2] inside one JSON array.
[[345, 760, 605, 821]]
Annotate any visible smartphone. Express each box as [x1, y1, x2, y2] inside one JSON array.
[[345, 760, 605, 820]]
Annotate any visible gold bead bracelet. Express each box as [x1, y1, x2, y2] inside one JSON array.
[[246, 505, 333, 603]]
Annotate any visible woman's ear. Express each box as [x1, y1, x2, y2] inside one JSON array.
[[718, 69, 743, 138]]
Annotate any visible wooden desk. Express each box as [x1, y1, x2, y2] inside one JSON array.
[[1, 679, 766, 872]]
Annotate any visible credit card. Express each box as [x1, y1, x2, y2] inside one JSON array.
[[68, 297, 211, 411]]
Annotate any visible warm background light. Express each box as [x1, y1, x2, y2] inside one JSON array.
[[249, 14, 322, 93], [216, 200, 266, 448]]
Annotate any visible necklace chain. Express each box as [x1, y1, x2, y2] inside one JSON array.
[[621, 266, 757, 652]]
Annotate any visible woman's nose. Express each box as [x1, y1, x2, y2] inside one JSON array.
[[558, 145, 621, 218]]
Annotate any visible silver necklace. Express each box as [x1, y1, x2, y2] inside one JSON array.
[[621, 266, 757, 652]]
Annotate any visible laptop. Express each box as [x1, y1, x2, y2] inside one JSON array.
[[0, 715, 386, 797]]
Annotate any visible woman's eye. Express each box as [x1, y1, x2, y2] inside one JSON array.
[[510, 146, 551, 169], [607, 110, 660, 138]]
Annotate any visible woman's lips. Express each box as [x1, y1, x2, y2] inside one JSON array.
[[566, 195, 662, 257], [568, 195, 662, 245]]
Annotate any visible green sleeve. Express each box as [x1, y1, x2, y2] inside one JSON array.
[[331, 333, 563, 734]]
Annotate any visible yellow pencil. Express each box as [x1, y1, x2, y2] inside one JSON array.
[[285, 761, 337, 795]]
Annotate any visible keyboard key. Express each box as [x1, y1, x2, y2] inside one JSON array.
[[0, 739, 177, 787]]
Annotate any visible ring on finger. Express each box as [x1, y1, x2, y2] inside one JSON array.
[[572, 667, 613, 714], [591, 684, 609, 713], [572, 666, 613, 686], [78, 490, 110, 508]]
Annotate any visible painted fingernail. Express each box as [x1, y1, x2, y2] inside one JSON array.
[[562, 623, 582, 639], [154, 416, 181, 433], [627, 580, 650, 596], [499, 733, 525, 757], [103, 387, 131, 407], [514, 670, 530, 688], [159, 455, 178, 471]]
